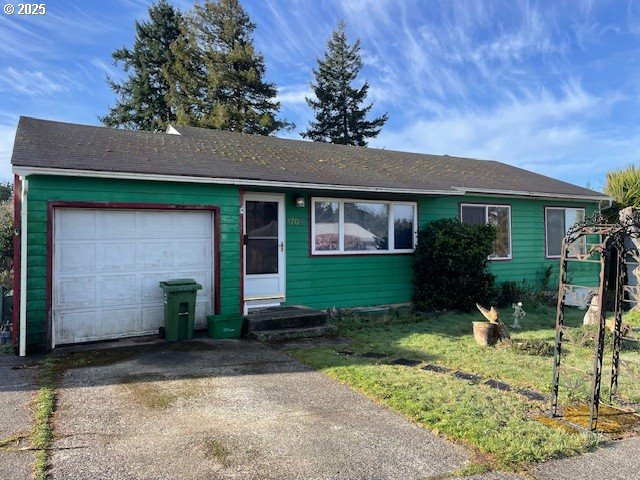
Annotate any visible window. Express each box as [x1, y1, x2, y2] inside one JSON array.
[[311, 198, 417, 254], [545, 207, 586, 258], [460, 203, 512, 260], [245, 200, 279, 274], [314, 201, 339, 252]]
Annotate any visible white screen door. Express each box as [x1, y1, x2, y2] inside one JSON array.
[[243, 193, 286, 305]]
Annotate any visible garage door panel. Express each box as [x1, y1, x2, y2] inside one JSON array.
[[56, 310, 101, 344], [54, 208, 215, 345], [99, 308, 142, 338], [141, 272, 172, 303], [176, 240, 211, 268], [56, 210, 96, 239], [139, 211, 175, 237], [141, 305, 164, 326], [100, 274, 139, 306], [57, 243, 96, 273], [178, 212, 212, 235], [98, 243, 137, 271], [99, 211, 137, 238], [56, 276, 97, 309], [140, 242, 174, 269]]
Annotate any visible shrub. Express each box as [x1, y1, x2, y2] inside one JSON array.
[[604, 165, 640, 209], [412, 218, 496, 312], [496, 281, 526, 307], [0, 199, 12, 291]]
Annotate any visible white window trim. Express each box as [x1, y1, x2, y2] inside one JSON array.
[[460, 203, 513, 261], [311, 197, 418, 255], [544, 207, 586, 259]]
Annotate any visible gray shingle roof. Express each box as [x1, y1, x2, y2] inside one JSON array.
[[10, 116, 606, 199]]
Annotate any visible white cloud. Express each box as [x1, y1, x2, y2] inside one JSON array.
[[371, 82, 628, 186], [90, 58, 119, 81], [0, 67, 69, 96], [277, 84, 311, 106]]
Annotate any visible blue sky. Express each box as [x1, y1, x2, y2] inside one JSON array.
[[1, 0, 639, 188]]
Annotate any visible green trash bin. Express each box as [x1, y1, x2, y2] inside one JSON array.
[[207, 314, 243, 339], [159, 279, 202, 341]]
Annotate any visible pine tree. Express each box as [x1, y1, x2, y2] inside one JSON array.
[[169, 0, 291, 135], [303, 21, 388, 146], [100, 0, 182, 131], [166, 22, 206, 126]]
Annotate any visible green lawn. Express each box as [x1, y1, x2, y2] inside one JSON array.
[[289, 304, 640, 472]]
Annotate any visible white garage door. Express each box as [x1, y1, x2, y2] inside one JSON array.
[[53, 208, 214, 345]]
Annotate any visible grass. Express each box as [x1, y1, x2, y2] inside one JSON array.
[[289, 304, 640, 471], [203, 438, 230, 464], [31, 357, 59, 480]]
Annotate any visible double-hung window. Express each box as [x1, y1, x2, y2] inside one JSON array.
[[460, 203, 512, 260], [545, 207, 586, 258], [311, 198, 417, 254]]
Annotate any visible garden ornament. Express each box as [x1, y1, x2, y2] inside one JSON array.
[[476, 303, 511, 343], [511, 302, 525, 329], [582, 294, 599, 326]]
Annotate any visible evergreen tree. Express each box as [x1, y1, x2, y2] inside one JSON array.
[[166, 22, 206, 126], [101, 0, 182, 131], [169, 0, 291, 134], [303, 21, 387, 146]]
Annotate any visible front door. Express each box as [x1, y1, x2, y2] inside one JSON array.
[[243, 193, 286, 309]]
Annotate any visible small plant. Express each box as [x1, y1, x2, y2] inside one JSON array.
[[508, 339, 553, 356], [563, 325, 598, 347], [540, 265, 555, 291], [564, 374, 591, 404]]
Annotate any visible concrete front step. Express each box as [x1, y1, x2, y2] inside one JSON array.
[[246, 306, 327, 332], [248, 324, 337, 342]]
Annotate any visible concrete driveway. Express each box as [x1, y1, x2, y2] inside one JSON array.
[[50, 338, 470, 479], [0, 354, 37, 480]]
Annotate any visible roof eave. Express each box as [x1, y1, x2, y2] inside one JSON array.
[[12, 166, 609, 202], [451, 186, 610, 203], [11, 166, 459, 196]]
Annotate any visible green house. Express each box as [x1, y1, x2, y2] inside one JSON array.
[[10, 117, 608, 354]]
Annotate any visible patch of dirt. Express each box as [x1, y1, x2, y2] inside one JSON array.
[[119, 373, 205, 410]]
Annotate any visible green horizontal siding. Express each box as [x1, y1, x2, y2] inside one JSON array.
[[24, 175, 240, 351], [285, 192, 600, 310], [418, 195, 600, 288], [284, 192, 413, 308], [23, 175, 602, 351]]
